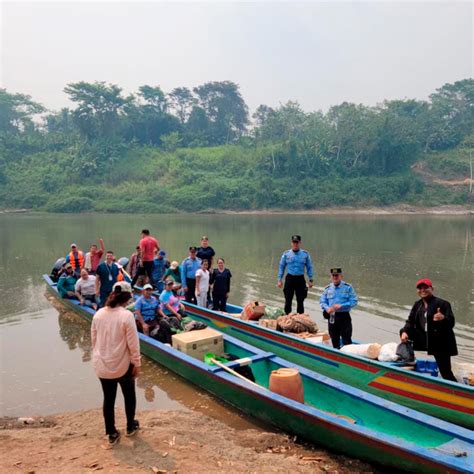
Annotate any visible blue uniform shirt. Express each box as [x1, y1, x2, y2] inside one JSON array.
[[319, 281, 358, 313], [180, 257, 202, 287], [278, 249, 314, 281], [135, 295, 159, 322]]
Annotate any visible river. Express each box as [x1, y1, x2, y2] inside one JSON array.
[[0, 213, 472, 418]]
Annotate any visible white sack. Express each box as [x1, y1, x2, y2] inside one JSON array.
[[340, 343, 381, 359], [378, 342, 400, 362]]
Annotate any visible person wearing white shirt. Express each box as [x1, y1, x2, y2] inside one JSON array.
[[195, 260, 210, 308]]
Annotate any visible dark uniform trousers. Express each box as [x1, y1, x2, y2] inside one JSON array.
[[328, 312, 352, 349], [185, 278, 197, 304], [284, 274, 307, 314], [404, 327, 457, 382]]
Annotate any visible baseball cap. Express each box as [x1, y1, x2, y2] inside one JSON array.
[[65, 263, 73, 269], [291, 235, 301, 242], [189, 246, 197, 252], [416, 279, 433, 288], [330, 268, 342, 275], [143, 283, 153, 290], [70, 243, 77, 248], [113, 281, 132, 293], [170, 260, 179, 270], [165, 280, 174, 286], [159, 250, 166, 257]]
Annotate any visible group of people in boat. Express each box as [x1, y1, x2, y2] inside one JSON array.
[[277, 234, 459, 382], [51, 230, 232, 313]]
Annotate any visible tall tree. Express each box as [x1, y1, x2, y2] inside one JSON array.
[[0, 88, 45, 134], [64, 81, 130, 140], [193, 81, 249, 144], [168, 87, 195, 124]]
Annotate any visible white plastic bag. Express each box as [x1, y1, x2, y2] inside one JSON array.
[[340, 343, 381, 359], [378, 342, 399, 362]]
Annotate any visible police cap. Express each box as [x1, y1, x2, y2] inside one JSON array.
[[291, 235, 301, 242], [330, 267, 343, 275]]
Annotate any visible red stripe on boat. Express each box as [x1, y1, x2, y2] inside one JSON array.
[[369, 381, 474, 415], [382, 372, 474, 400]]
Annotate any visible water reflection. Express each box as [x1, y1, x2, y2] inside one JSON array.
[[58, 310, 92, 361]]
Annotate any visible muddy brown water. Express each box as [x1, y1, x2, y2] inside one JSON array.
[[0, 213, 472, 419]]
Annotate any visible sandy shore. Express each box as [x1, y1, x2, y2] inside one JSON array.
[[215, 205, 473, 215], [0, 410, 375, 473]]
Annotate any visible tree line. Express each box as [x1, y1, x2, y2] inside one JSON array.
[[0, 78, 472, 211]]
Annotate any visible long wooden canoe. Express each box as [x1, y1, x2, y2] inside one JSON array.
[[44, 275, 474, 473], [181, 301, 474, 429]]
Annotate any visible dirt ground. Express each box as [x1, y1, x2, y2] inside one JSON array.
[[0, 409, 375, 473]]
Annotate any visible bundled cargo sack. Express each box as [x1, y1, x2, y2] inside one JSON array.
[[340, 343, 381, 359], [264, 306, 285, 320], [378, 342, 400, 362], [276, 313, 318, 334], [396, 341, 415, 363], [241, 301, 266, 321]]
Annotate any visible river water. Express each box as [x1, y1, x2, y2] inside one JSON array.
[[0, 213, 472, 418]]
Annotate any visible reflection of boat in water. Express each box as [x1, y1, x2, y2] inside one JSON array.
[[181, 301, 474, 429], [44, 274, 474, 473]]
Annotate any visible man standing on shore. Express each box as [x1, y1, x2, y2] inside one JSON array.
[[277, 235, 314, 314], [400, 279, 458, 382], [319, 268, 358, 349], [131, 230, 159, 287]]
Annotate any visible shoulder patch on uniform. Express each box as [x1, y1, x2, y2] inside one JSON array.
[[324, 284, 331, 289]]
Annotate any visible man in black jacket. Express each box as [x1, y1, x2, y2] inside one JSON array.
[[400, 279, 458, 382]]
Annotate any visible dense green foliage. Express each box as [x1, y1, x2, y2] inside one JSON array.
[[0, 79, 472, 212]]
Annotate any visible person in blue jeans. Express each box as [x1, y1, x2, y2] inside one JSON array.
[[151, 250, 169, 292]]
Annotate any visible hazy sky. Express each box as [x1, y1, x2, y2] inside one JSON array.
[[1, 1, 472, 113]]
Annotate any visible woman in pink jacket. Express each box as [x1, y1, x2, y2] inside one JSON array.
[[91, 281, 141, 445]]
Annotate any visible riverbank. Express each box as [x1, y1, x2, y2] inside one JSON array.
[[0, 410, 374, 473], [1, 204, 472, 215], [215, 204, 473, 215]]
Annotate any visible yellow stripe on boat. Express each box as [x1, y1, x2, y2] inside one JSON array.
[[373, 376, 474, 408]]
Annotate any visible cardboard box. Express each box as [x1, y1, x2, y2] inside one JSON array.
[[172, 328, 224, 360], [259, 319, 278, 330], [305, 332, 330, 344]]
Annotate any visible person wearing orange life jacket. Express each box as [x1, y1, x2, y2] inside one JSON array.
[[66, 243, 85, 277]]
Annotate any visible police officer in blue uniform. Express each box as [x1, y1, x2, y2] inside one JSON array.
[[277, 235, 314, 314], [319, 268, 358, 349]]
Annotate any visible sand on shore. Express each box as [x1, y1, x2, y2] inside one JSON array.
[[0, 409, 374, 473]]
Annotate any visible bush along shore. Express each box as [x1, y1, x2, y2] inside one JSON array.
[[0, 79, 472, 212]]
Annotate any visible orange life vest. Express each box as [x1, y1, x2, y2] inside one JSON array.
[[69, 250, 85, 270]]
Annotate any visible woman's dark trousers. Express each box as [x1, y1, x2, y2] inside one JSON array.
[[99, 364, 136, 435]]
